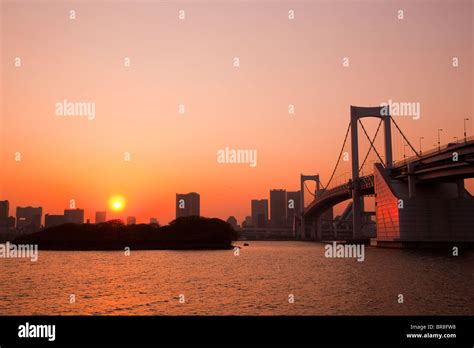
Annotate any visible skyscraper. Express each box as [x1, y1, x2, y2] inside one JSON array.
[[0, 200, 15, 232], [251, 199, 268, 227], [16, 206, 42, 232], [176, 192, 200, 218], [270, 189, 287, 227], [286, 191, 301, 226], [0, 200, 9, 220], [95, 211, 107, 224], [64, 209, 84, 224]]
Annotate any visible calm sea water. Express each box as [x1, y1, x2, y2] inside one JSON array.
[[0, 241, 472, 315]]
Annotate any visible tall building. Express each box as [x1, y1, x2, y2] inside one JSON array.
[[127, 216, 136, 225], [176, 192, 200, 218], [6, 217, 15, 229], [45, 214, 65, 228], [149, 217, 159, 225], [64, 209, 84, 224], [251, 199, 268, 227], [0, 200, 9, 220], [0, 201, 10, 229], [270, 189, 287, 227], [286, 191, 301, 226], [0, 201, 15, 232], [95, 211, 107, 224], [16, 206, 42, 232]]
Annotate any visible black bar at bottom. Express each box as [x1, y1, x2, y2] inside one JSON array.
[[0, 316, 472, 346]]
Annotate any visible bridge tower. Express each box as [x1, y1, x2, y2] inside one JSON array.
[[299, 174, 321, 240], [350, 106, 392, 239]]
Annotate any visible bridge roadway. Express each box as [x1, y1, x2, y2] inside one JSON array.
[[303, 138, 474, 218]]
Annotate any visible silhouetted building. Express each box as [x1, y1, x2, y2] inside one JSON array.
[[16, 206, 42, 232], [226, 216, 238, 228], [7, 216, 15, 229], [0, 200, 8, 220], [127, 216, 136, 225], [0, 201, 14, 231], [95, 211, 106, 224], [45, 214, 65, 228], [150, 218, 159, 225], [64, 209, 84, 224], [0, 200, 15, 233], [1, 216, 15, 229], [251, 199, 268, 227], [176, 192, 200, 218], [286, 191, 301, 226], [270, 189, 287, 227], [242, 216, 253, 228]]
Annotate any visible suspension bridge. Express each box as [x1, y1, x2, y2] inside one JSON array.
[[295, 106, 474, 247]]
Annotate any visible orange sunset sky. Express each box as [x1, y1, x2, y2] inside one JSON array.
[[1, 0, 473, 225]]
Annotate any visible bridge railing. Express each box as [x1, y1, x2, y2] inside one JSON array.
[[316, 184, 350, 202], [393, 136, 474, 168], [305, 130, 474, 214], [311, 175, 374, 205]]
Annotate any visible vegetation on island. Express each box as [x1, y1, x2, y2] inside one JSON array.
[[13, 216, 238, 250]]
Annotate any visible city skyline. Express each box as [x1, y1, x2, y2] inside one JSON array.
[[0, 185, 301, 230]]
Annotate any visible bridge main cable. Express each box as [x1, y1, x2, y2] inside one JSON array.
[[390, 116, 421, 158], [323, 121, 351, 190], [303, 181, 316, 198]]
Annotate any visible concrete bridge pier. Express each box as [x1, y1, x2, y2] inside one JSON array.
[[457, 178, 466, 198], [351, 183, 363, 240], [374, 163, 474, 246], [298, 216, 317, 240], [296, 216, 307, 240], [310, 217, 318, 240]]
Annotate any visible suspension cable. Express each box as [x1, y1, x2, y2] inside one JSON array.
[[359, 118, 383, 173], [303, 181, 315, 197], [359, 119, 386, 167], [324, 121, 351, 190], [390, 116, 421, 158]]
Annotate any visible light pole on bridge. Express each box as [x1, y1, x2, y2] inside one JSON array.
[[419, 137, 424, 156], [464, 118, 469, 143], [403, 144, 409, 160], [437, 128, 443, 151]]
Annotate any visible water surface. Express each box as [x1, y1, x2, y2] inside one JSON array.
[[0, 242, 472, 315]]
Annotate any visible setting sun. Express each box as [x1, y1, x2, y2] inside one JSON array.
[[109, 195, 126, 212]]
